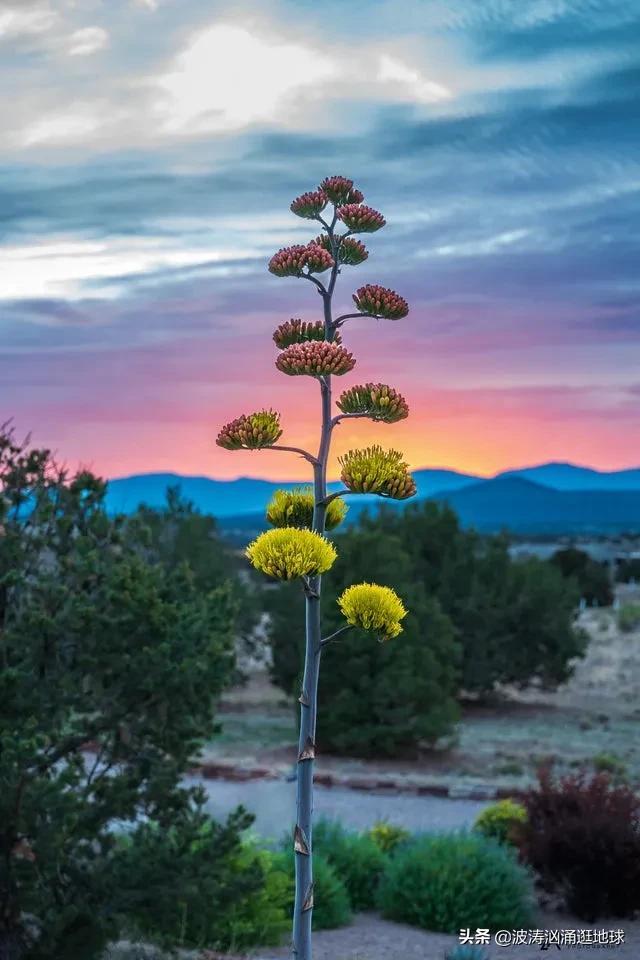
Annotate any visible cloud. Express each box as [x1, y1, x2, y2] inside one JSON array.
[[0, 3, 56, 40], [67, 27, 109, 57]]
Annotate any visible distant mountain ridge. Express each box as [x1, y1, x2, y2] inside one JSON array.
[[105, 462, 640, 537]]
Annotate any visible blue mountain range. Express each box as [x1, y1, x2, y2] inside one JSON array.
[[105, 462, 640, 536]]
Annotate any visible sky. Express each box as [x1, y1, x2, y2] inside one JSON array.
[[1, 0, 639, 481]]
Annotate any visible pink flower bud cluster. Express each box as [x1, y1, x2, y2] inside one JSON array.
[[320, 176, 364, 205], [352, 284, 409, 320], [337, 383, 409, 423], [276, 341, 356, 378], [216, 410, 282, 450], [337, 204, 386, 233], [273, 319, 342, 350], [290, 190, 328, 219], [268, 242, 334, 277]]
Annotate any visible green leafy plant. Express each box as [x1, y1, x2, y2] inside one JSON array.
[[312, 820, 388, 910], [217, 175, 414, 958], [377, 832, 534, 933], [367, 820, 410, 855], [474, 799, 528, 846]]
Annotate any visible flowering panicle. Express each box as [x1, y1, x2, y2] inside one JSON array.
[[320, 175, 364, 205], [276, 341, 355, 377], [246, 527, 337, 580], [290, 190, 328, 219], [338, 583, 407, 640], [339, 445, 416, 499], [216, 410, 282, 450], [273, 319, 342, 349], [267, 487, 347, 531], [337, 204, 386, 233], [352, 284, 408, 320], [337, 383, 409, 423]]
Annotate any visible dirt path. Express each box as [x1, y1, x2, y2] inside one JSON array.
[[253, 911, 640, 960]]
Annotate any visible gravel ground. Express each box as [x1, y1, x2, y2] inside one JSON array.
[[187, 775, 488, 841], [253, 911, 640, 960]]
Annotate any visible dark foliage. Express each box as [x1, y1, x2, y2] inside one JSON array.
[[550, 547, 614, 606], [0, 429, 241, 958], [518, 768, 640, 920], [268, 526, 460, 755]]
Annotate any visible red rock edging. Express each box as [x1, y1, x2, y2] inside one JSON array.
[[188, 757, 524, 801]]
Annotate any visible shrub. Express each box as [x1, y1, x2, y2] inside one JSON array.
[[114, 812, 290, 952], [474, 799, 528, 846], [518, 768, 640, 920], [312, 820, 388, 910], [617, 603, 640, 633], [367, 820, 410, 855], [275, 849, 352, 931], [378, 832, 534, 932]]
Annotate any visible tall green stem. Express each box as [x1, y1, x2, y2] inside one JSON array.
[[292, 249, 338, 959]]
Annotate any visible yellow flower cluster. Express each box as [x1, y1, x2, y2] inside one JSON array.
[[266, 488, 348, 532], [338, 582, 408, 640], [339, 445, 416, 499], [246, 527, 337, 581]]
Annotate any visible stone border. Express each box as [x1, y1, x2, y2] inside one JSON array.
[[190, 758, 524, 802]]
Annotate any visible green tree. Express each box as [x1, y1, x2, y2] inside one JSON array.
[[0, 429, 241, 959], [269, 528, 459, 755], [550, 547, 613, 606], [132, 485, 260, 665], [374, 502, 584, 693]]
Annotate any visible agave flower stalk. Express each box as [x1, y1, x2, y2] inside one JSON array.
[[217, 176, 414, 960]]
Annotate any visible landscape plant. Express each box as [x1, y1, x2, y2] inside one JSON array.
[[518, 767, 640, 920], [474, 798, 528, 846], [311, 819, 388, 910], [377, 831, 534, 933], [217, 175, 414, 958], [0, 428, 246, 960]]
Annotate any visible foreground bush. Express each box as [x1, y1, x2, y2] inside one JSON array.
[[378, 832, 534, 932], [116, 813, 290, 952], [275, 849, 351, 931], [0, 430, 239, 960], [518, 769, 640, 920], [474, 799, 528, 846], [313, 820, 388, 910]]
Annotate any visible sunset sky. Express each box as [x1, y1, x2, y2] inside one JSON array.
[[2, 0, 639, 481]]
